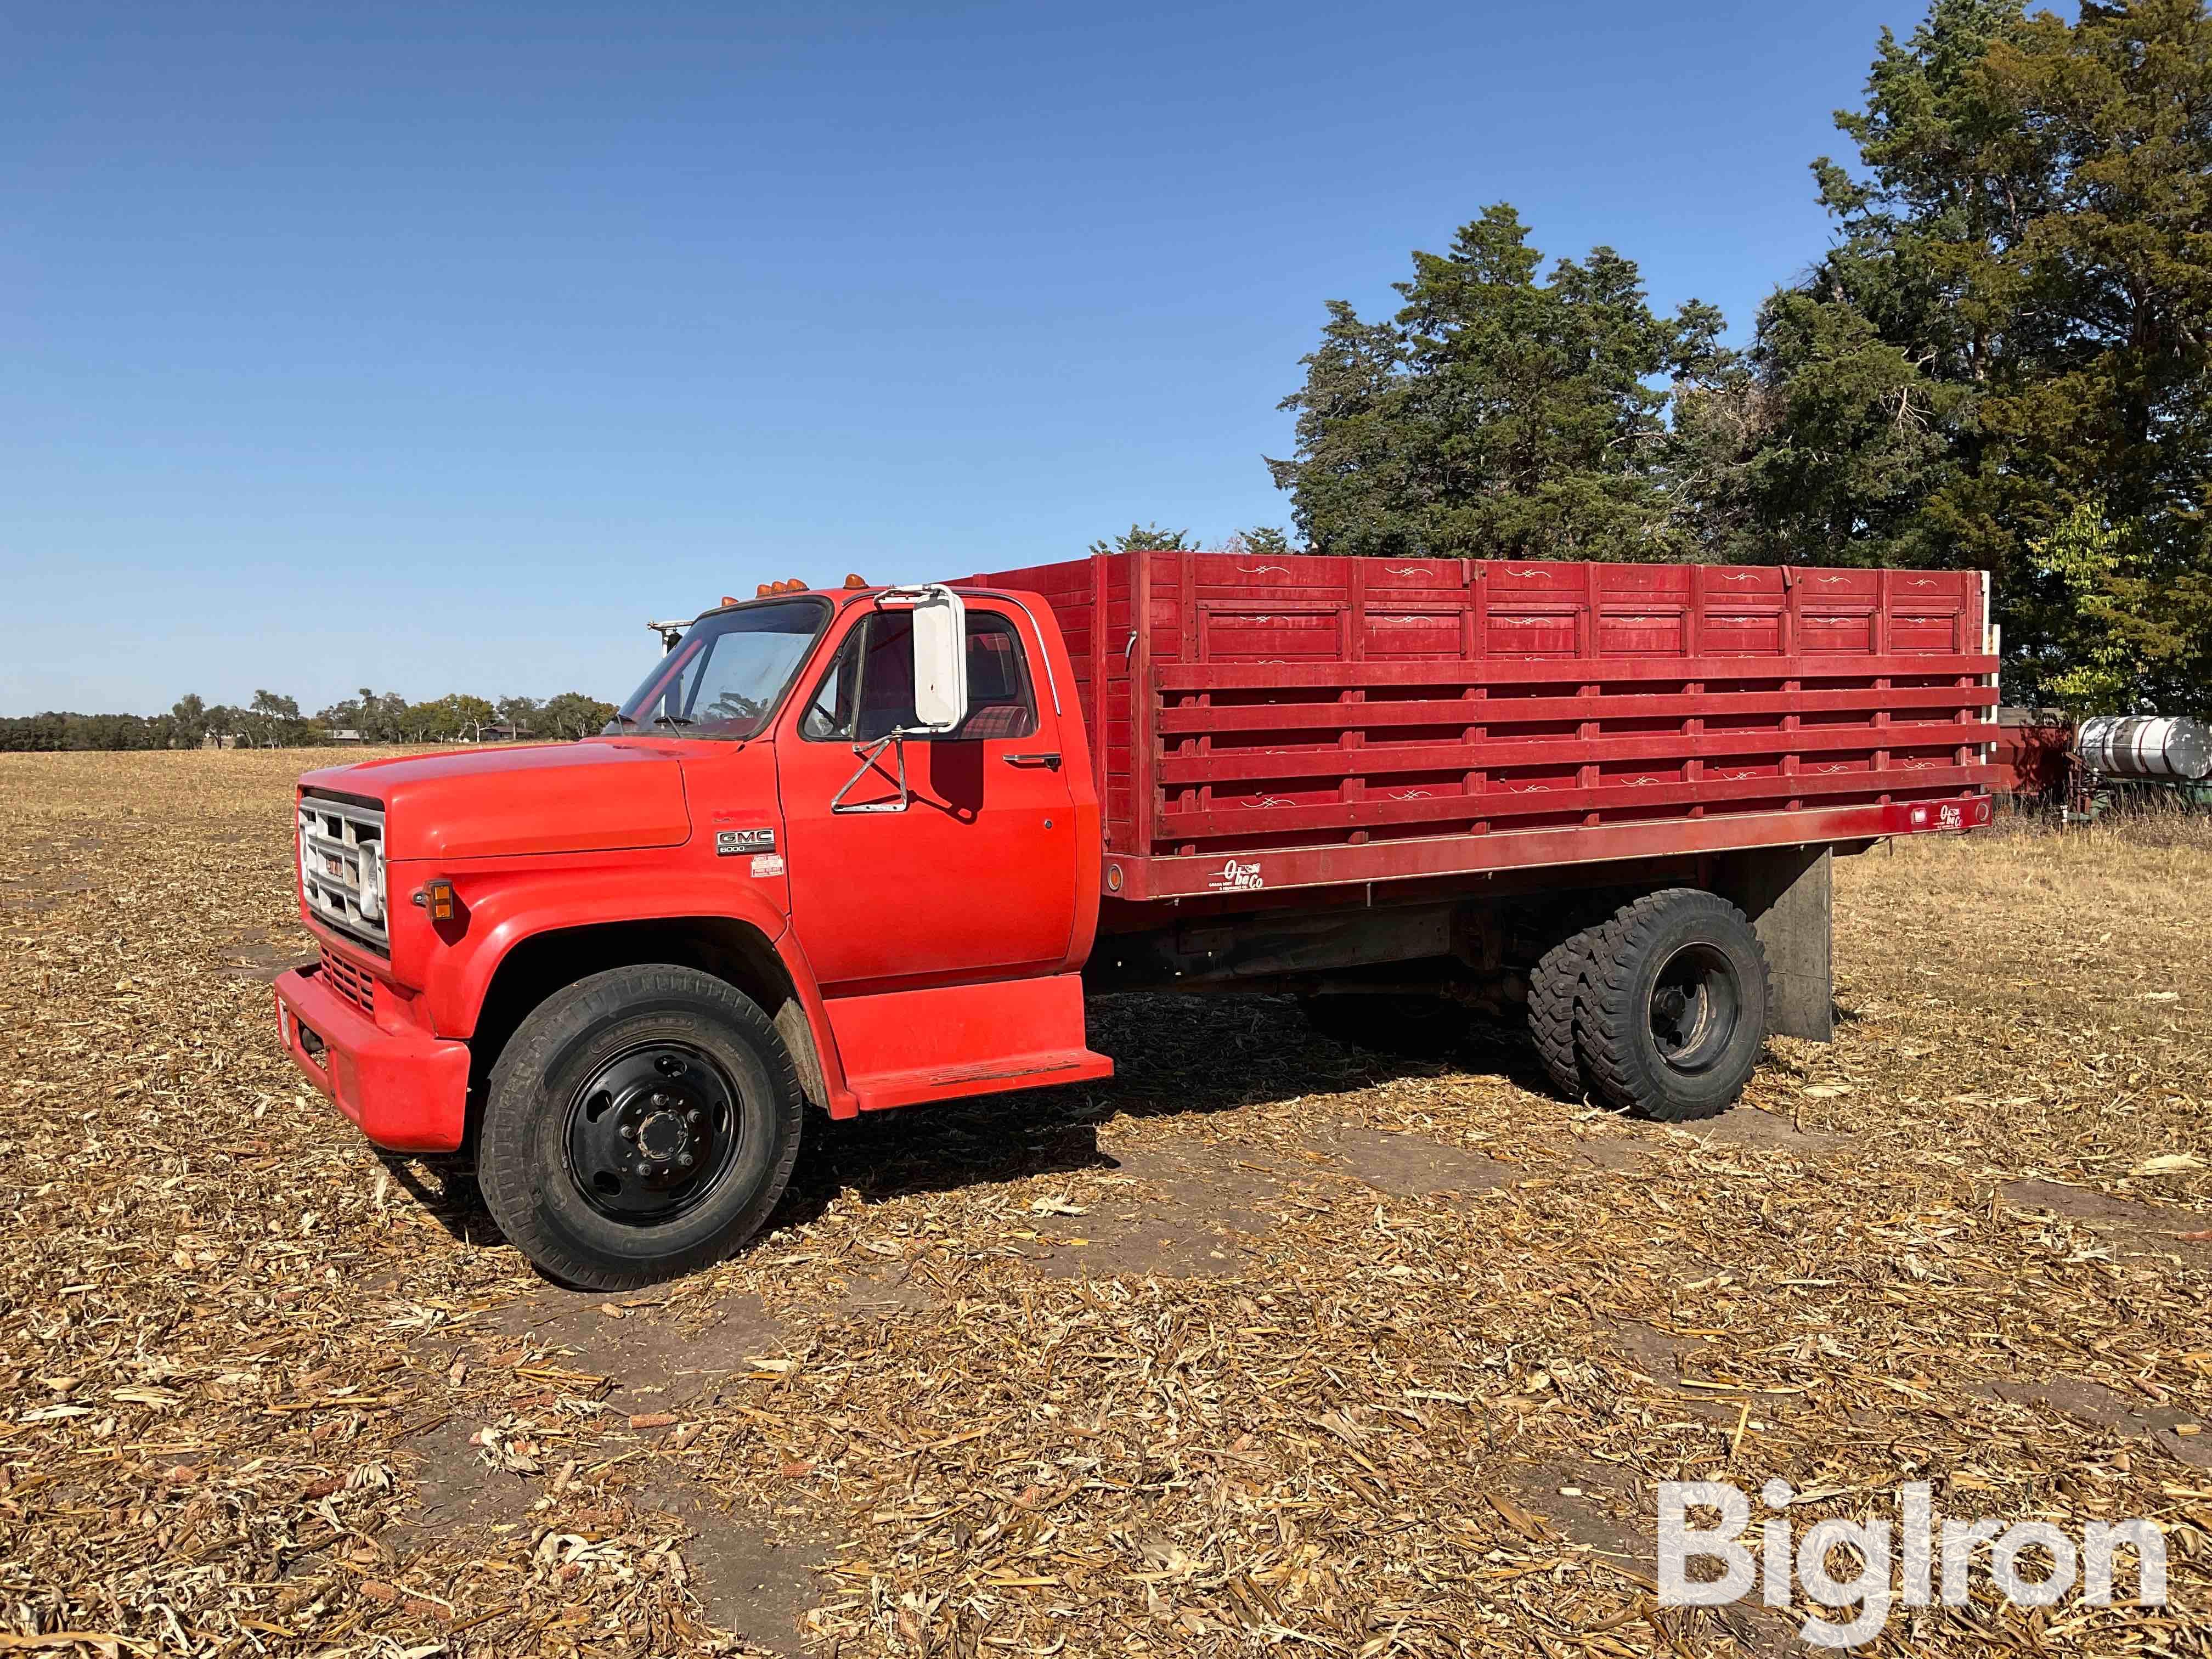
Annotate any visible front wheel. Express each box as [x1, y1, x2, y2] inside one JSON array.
[[477, 965, 803, 1290], [1576, 889, 1769, 1122]]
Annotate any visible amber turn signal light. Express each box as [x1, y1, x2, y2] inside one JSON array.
[[414, 878, 459, 922]]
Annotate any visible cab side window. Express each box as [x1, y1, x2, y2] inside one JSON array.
[[799, 610, 1037, 742]]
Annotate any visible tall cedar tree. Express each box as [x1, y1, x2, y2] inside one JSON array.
[[1087, 524, 1196, 556], [1268, 205, 1725, 561], [1683, 0, 2212, 710]]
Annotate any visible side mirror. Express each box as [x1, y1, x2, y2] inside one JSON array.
[[828, 585, 970, 816], [890, 585, 968, 736]]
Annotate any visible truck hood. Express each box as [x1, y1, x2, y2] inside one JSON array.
[[298, 741, 691, 860]]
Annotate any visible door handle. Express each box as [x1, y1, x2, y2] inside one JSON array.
[[1002, 752, 1062, 770]]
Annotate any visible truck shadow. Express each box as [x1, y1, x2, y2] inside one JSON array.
[[377, 993, 1561, 1259], [766, 991, 1557, 1232]]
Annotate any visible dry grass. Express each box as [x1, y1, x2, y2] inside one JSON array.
[[3, 749, 2208, 1658]]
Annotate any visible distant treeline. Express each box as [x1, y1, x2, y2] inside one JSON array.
[[1, 711, 200, 752], [1, 688, 618, 752]]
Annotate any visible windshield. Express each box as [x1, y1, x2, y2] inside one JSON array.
[[610, 598, 830, 740]]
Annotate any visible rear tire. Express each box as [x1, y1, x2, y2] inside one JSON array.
[[1527, 924, 1599, 1101], [478, 965, 803, 1290], [1301, 994, 1461, 1058], [1577, 890, 1768, 1122]]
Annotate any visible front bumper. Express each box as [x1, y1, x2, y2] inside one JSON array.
[[273, 964, 471, 1152]]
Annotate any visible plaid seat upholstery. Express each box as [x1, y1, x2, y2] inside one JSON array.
[[955, 702, 1031, 741], [952, 623, 1037, 740]]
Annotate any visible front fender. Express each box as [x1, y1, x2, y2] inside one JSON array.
[[404, 863, 856, 1114]]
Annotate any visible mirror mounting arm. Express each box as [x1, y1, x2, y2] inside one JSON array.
[[830, 731, 913, 815]]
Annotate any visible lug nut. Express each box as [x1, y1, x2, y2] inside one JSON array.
[[620, 1122, 636, 1140], [676, 1152, 695, 1170], [634, 1161, 650, 1177], [685, 1109, 703, 1127]]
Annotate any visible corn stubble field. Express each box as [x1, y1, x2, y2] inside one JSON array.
[[3, 749, 2210, 1659]]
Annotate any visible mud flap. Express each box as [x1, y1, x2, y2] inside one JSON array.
[[1714, 845, 1834, 1042]]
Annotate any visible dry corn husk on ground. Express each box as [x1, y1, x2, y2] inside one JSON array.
[[2, 749, 2208, 1658]]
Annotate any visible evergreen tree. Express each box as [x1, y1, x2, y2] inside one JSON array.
[[1087, 523, 1196, 555], [1223, 526, 1296, 559], [1268, 205, 1726, 560], [1694, 0, 2212, 709]]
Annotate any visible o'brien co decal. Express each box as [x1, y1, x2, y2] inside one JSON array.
[[749, 853, 786, 878], [1208, 858, 1264, 893], [715, 828, 776, 856]]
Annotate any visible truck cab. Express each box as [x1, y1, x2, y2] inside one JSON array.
[[276, 582, 1112, 1290]]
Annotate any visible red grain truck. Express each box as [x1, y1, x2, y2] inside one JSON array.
[[275, 551, 2000, 1287]]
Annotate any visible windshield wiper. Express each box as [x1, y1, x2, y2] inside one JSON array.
[[652, 714, 696, 729]]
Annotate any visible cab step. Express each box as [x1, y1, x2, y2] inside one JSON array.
[[821, 973, 1113, 1114]]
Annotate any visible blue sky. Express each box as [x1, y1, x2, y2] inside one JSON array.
[[5, 1, 1922, 716]]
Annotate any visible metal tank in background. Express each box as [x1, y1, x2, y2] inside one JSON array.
[[2076, 714, 2212, 782]]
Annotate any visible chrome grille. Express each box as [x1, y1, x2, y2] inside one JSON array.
[[299, 795, 388, 950], [320, 947, 377, 1014]]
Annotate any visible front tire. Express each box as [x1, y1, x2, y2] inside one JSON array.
[[478, 965, 803, 1290], [1576, 890, 1769, 1122]]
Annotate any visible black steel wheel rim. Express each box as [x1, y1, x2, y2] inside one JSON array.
[[564, 1041, 743, 1223], [1647, 943, 1740, 1074]]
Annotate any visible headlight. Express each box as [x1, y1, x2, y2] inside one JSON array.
[[358, 840, 386, 923]]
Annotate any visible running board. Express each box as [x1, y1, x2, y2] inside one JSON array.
[[822, 973, 1114, 1114]]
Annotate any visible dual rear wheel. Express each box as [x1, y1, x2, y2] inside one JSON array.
[[1525, 888, 1769, 1121], [1303, 888, 1770, 1122]]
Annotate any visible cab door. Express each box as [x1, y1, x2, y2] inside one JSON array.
[[775, 600, 1080, 996]]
